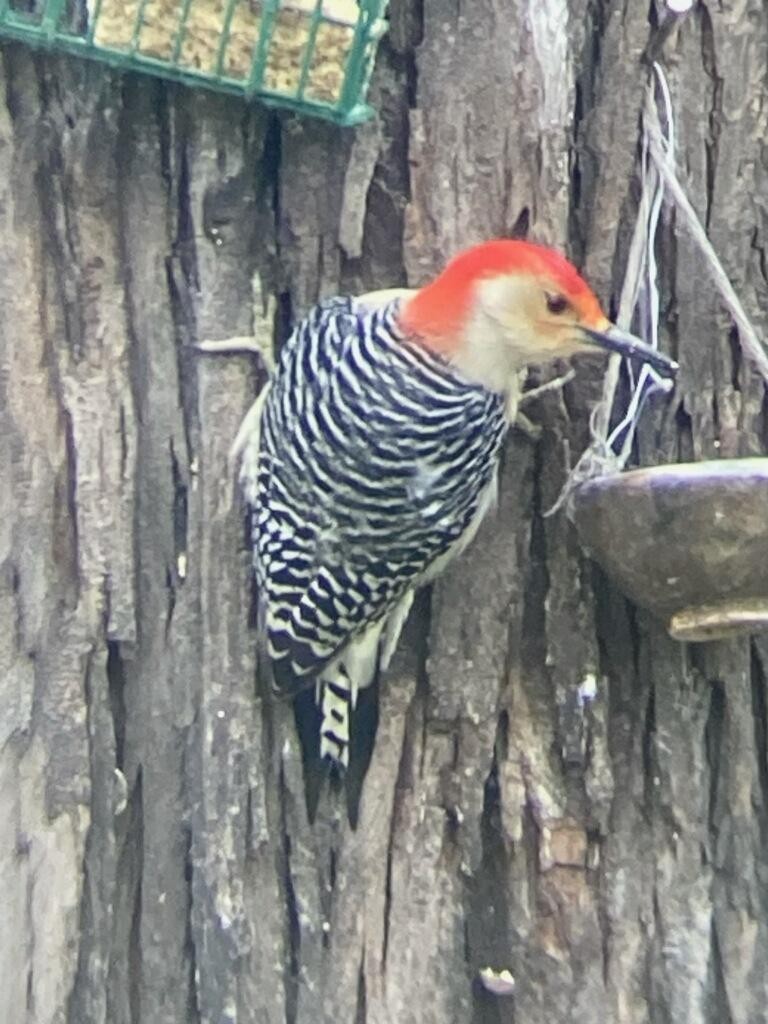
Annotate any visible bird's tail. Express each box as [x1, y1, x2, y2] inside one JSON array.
[[317, 666, 357, 768]]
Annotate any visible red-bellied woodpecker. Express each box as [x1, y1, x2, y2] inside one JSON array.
[[234, 240, 677, 766]]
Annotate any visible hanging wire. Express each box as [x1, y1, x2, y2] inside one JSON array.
[[644, 109, 768, 383], [547, 64, 678, 516], [604, 64, 675, 462], [550, 50, 768, 518]]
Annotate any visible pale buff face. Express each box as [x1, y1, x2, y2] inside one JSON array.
[[449, 272, 610, 392]]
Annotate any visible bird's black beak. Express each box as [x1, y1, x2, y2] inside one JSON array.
[[581, 325, 678, 378]]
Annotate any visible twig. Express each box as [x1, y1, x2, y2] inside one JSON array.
[[644, 106, 768, 383]]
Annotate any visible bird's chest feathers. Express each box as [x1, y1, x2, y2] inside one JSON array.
[[259, 318, 508, 557]]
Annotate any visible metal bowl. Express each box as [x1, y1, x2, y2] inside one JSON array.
[[571, 459, 768, 642]]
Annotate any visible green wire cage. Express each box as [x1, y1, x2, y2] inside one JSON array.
[[0, 0, 388, 125]]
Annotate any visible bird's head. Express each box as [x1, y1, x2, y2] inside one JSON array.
[[399, 240, 677, 393]]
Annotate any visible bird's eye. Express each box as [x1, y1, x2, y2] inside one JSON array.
[[545, 292, 569, 315]]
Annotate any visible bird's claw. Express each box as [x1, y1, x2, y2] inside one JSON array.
[[514, 411, 542, 441], [519, 368, 576, 405]]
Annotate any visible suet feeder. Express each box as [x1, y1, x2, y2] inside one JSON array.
[[571, 459, 768, 643], [0, 0, 388, 125]]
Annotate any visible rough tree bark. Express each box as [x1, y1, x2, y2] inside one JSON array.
[[2, 2, 768, 1023]]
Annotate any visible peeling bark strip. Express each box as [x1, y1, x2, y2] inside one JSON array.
[[1, 2, 768, 1022]]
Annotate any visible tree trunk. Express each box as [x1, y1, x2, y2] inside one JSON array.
[[2, 3, 768, 1023]]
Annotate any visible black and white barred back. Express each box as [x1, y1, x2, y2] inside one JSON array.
[[247, 296, 507, 764]]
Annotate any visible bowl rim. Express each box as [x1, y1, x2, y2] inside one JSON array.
[[572, 457, 768, 497]]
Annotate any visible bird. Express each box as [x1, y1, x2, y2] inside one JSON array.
[[234, 239, 677, 768]]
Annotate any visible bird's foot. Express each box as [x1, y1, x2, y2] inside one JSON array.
[[519, 368, 576, 405]]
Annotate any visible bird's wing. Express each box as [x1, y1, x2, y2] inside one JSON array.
[[248, 297, 506, 697]]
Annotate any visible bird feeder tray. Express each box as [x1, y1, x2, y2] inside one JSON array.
[[571, 459, 768, 643], [0, 0, 387, 125]]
